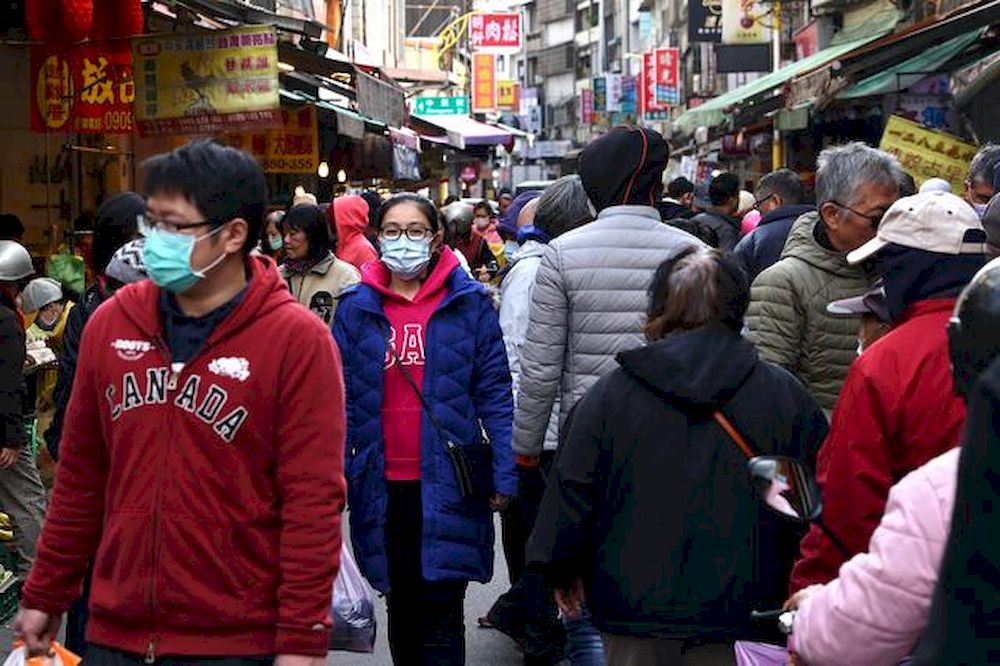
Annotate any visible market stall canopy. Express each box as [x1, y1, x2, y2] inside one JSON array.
[[410, 114, 513, 150], [279, 88, 385, 139], [840, 28, 985, 99], [673, 12, 899, 134], [155, 0, 326, 37]]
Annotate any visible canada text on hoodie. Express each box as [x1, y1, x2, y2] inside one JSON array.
[[332, 195, 379, 270], [21, 256, 347, 658]]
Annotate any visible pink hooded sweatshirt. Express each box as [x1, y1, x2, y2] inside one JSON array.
[[331, 195, 379, 270], [790, 447, 959, 666]]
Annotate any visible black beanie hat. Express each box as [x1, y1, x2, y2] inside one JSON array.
[[579, 126, 669, 212], [94, 192, 145, 274]]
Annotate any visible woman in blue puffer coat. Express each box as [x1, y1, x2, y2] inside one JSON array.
[[333, 193, 517, 665]]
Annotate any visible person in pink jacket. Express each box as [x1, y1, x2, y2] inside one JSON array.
[[786, 256, 1000, 666]]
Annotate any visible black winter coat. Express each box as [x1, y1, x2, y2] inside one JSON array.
[[528, 326, 827, 642], [45, 282, 105, 460], [690, 210, 742, 251], [733, 205, 815, 284], [0, 296, 26, 449]]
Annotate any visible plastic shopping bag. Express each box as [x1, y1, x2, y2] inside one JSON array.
[[4, 642, 81, 666], [45, 247, 85, 299], [734, 640, 790, 666], [329, 542, 376, 653]]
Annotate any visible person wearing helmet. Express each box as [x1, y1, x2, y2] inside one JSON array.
[[785, 257, 1000, 666], [0, 240, 47, 580]]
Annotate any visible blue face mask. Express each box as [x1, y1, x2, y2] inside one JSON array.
[[379, 236, 431, 280], [504, 240, 519, 262], [142, 225, 227, 293], [268, 235, 284, 251]]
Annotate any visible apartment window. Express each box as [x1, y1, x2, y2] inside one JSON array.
[[576, 51, 592, 80]]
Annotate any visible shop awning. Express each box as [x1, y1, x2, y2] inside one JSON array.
[[673, 29, 893, 133], [410, 114, 513, 150], [840, 28, 984, 99], [278, 88, 385, 139]]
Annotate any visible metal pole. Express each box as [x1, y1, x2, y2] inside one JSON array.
[[772, 0, 783, 169]]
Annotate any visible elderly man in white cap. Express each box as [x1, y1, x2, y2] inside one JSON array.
[[791, 191, 988, 593]]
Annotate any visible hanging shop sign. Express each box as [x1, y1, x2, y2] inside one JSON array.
[[223, 106, 318, 174], [655, 48, 681, 105], [878, 115, 977, 194], [579, 88, 594, 124], [132, 26, 281, 137], [497, 80, 518, 110], [606, 73, 623, 112], [472, 52, 497, 113], [30, 42, 135, 134], [593, 76, 607, 122], [722, 0, 771, 44], [689, 0, 723, 43], [356, 70, 406, 128], [414, 96, 470, 115], [621, 76, 638, 114], [642, 52, 669, 120], [469, 13, 522, 50], [519, 86, 542, 133]]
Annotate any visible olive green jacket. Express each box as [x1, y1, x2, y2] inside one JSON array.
[[745, 212, 870, 413]]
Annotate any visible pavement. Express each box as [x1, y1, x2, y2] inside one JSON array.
[[0, 515, 527, 665]]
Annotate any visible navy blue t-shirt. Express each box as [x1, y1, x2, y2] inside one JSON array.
[[159, 288, 246, 365]]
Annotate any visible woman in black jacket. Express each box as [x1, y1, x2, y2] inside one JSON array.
[[528, 246, 828, 665]]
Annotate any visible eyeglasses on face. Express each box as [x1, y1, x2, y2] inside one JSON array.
[[138, 213, 215, 235], [831, 201, 884, 227], [380, 226, 433, 241]]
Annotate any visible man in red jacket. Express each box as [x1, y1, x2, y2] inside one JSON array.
[[14, 140, 347, 665], [790, 190, 987, 592]]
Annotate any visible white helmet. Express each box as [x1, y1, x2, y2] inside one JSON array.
[[20, 277, 63, 314], [0, 241, 33, 282]]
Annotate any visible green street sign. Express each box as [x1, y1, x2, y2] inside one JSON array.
[[414, 96, 470, 116]]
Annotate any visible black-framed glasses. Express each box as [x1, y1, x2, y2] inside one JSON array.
[[753, 194, 775, 211], [381, 226, 432, 241], [138, 213, 215, 235], [831, 201, 884, 227]]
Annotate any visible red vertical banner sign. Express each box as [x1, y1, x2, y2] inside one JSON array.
[[580, 88, 594, 124], [655, 47, 681, 105], [643, 51, 669, 120], [472, 53, 497, 113]]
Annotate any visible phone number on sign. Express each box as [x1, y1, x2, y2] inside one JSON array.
[[258, 157, 316, 172]]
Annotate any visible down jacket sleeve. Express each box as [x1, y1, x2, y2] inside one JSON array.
[[513, 246, 568, 457], [791, 449, 958, 666], [472, 294, 518, 498], [790, 363, 896, 592], [745, 262, 804, 373]]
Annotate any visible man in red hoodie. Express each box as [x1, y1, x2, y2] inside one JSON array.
[[15, 140, 347, 666], [330, 195, 378, 270]]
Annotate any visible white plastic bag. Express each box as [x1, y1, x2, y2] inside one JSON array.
[[4, 642, 80, 666], [329, 542, 377, 653]]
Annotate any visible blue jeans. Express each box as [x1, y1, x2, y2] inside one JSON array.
[[564, 607, 605, 666]]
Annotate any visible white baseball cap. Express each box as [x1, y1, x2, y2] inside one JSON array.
[[847, 191, 986, 265]]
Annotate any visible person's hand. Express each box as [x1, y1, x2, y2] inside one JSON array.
[[554, 578, 585, 619], [275, 655, 326, 666], [489, 493, 512, 512], [12, 608, 61, 657], [0, 448, 18, 469], [476, 266, 491, 283], [783, 584, 822, 611]]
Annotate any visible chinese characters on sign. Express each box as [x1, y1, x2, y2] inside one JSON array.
[[469, 13, 522, 50], [689, 0, 723, 43], [879, 115, 977, 194], [472, 53, 497, 113], [721, 0, 771, 44], [606, 74, 623, 113], [642, 52, 669, 120], [580, 88, 594, 125], [224, 106, 319, 174], [593, 76, 607, 123], [131, 26, 281, 137], [655, 48, 680, 105], [31, 43, 135, 134], [497, 80, 518, 110], [414, 96, 470, 116]]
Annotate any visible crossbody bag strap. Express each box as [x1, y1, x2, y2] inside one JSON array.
[[713, 410, 757, 460], [384, 333, 452, 440]]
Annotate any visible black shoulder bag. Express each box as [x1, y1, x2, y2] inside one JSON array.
[[385, 338, 494, 502]]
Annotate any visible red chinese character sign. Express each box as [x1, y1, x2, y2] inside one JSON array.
[[469, 13, 522, 50], [472, 53, 497, 113], [30, 43, 135, 134], [655, 47, 680, 105], [641, 52, 668, 120]]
